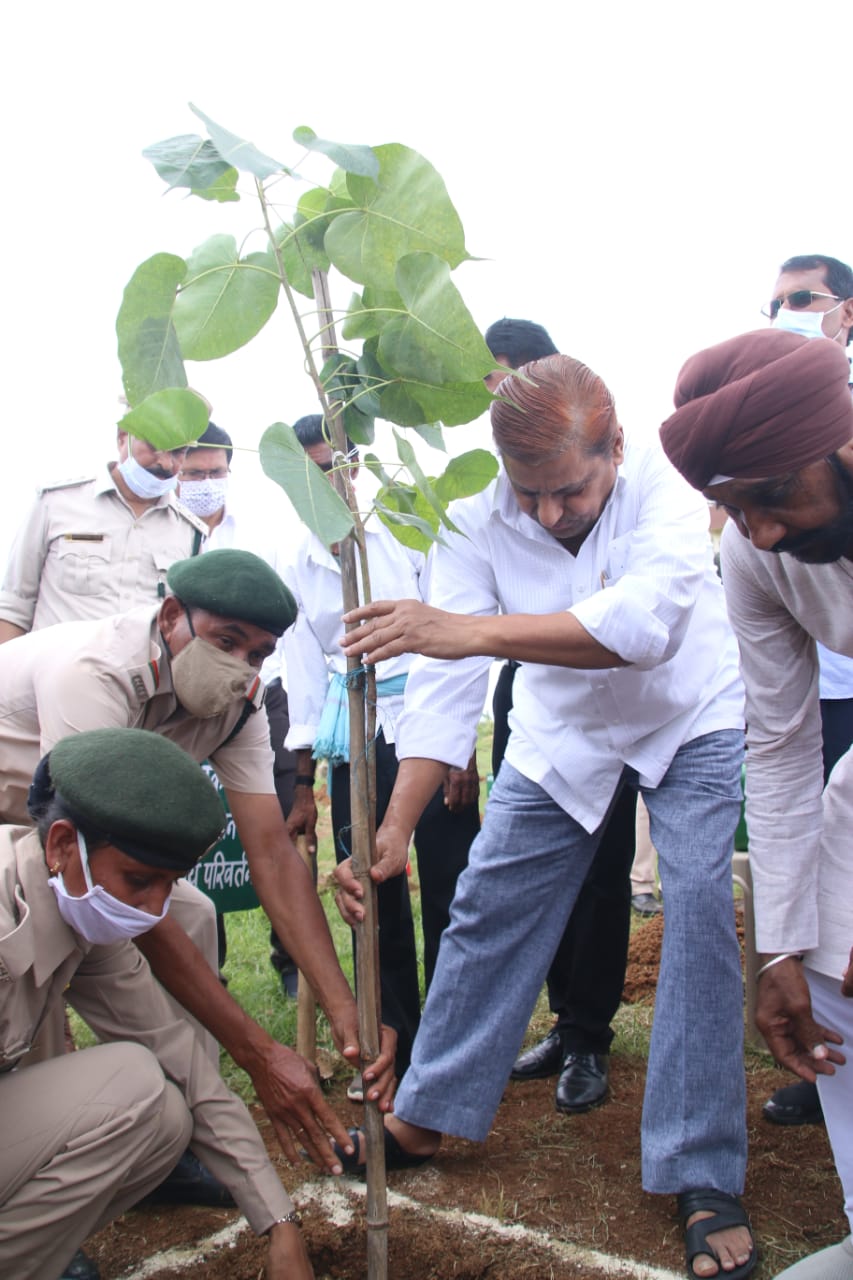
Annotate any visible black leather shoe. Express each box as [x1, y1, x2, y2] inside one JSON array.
[[145, 1149, 236, 1207], [555, 1052, 609, 1113], [60, 1249, 101, 1280], [510, 1027, 566, 1080], [762, 1078, 824, 1126]]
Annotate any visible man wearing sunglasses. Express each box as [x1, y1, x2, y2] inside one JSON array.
[[763, 254, 853, 356]]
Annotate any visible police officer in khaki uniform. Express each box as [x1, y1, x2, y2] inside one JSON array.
[[0, 728, 312, 1280], [0, 550, 396, 1130], [0, 430, 207, 643]]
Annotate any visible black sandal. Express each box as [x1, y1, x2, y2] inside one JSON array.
[[332, 1125, 434, 1175], [677, 1189, 757, 1280]]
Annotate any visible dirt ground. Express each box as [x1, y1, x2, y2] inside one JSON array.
[[86, 913, 846, 1279]]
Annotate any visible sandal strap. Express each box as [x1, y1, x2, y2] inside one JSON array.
[[677, 1188, 748, 1228]]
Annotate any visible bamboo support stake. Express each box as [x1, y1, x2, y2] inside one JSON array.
[[312, 269, 388, 1280], [295, 834, 318, 1063]]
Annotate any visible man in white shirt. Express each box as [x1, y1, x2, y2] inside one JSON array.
[[661, 325, 853, 1280], [335, 356, 752, 1280], [283, 414, 481, 1084]]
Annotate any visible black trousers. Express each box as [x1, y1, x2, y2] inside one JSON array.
[[266, 680, 302, 977], [492, 661, 636, 1055], [332, 731, 479, 1077], [820, 696, 853, 784]]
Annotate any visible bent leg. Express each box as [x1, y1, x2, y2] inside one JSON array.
[[0, 1041, 191, 1280], [396, 764, 600, 1141], [641, 729, 746, 1195]]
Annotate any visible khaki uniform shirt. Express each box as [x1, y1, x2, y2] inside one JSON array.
[[0, 605, 275, 824], [0, 466, 207, 632], [0, 826, 290, 1232]]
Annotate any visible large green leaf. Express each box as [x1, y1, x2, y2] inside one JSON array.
[[142, 134, 238, 200], [117, 254, 187, 407], [292, 127, 379, 180], [323, 145, 470, 289], [377, 381, 429, 428], [410, 422, 447, 453], [174, 235, 280, 360], [393, 429, 458, 533], [190, 104, 287, 180], [343, 401, 375, 446], [341, 286, 404, 342], [191, 168, 239, 203], [118, 389, 209, 450], [274, 218, 330, 299], [260, 422, 354, 548], [380, 377, 491, 428], [374, 495, 440, 553], [434, 449, 498, 501], [379, 252, 493, 385]]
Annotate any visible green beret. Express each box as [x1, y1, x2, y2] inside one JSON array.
[[167, 549, 297, 636], [33, 729, 226, 871]]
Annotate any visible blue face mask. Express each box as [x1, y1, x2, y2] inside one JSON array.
[[118, 452, 179, 500], [774, 302, 844, 342]]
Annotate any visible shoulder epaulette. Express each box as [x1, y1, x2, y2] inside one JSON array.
[[37, 475, 96, 495], [173, 500, 209, 537]]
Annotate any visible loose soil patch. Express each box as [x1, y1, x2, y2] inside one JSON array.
[[85, 915, 846, 1278]]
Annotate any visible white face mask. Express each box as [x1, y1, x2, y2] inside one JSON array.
[[48, 831, 171, 945], [118, 452, 179, 500], [774, 301, 845, 342], [170, 635, 257, 717], [179, 477, 229, 518]]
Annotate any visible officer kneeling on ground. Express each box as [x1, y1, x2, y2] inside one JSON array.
[[0, 728, 315, 1280]]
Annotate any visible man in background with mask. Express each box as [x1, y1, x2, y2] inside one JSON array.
[[0, 553, 397, 1187], [176, 422, 302, 993], [767, 254, 853, 362], [0, 426, 208, 643], [175, 415, 299, 904]]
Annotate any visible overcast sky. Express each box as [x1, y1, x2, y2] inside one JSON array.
[[3, 0, 852, 556]]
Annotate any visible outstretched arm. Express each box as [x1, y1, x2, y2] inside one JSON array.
[[227, 790, 396, 1107], [135, 916, 357, 1173], [340, 598, 625, 669]]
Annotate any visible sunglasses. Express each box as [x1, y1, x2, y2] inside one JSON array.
[[761, 290, 842, 320]]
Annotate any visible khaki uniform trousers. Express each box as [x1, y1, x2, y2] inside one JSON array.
[[0, 1041, 191, 1280]]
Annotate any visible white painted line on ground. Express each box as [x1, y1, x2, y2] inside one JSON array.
[[117, 1218, 250, 1278], [302, 1180, 685, 1280], [119, 1175, 684, 1279]]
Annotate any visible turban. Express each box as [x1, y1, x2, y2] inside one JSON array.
[[660, 329, 853, 490], [28, 729, 225, 870], [167, 548, 297, 636]]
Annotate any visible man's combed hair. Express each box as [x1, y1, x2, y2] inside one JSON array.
[[781, 255, 853, 346], [485, 318, 558, 369], [292, 414, 356, 456], [491, 355, 619, 463], [187, 421, 234, 463]]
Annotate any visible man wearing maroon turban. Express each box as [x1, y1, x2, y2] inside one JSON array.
[[661, 326, 853, 1280]]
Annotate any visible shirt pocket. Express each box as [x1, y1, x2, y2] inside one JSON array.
[[600, 532, 635, 588], [55, 534, 113, 596]]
